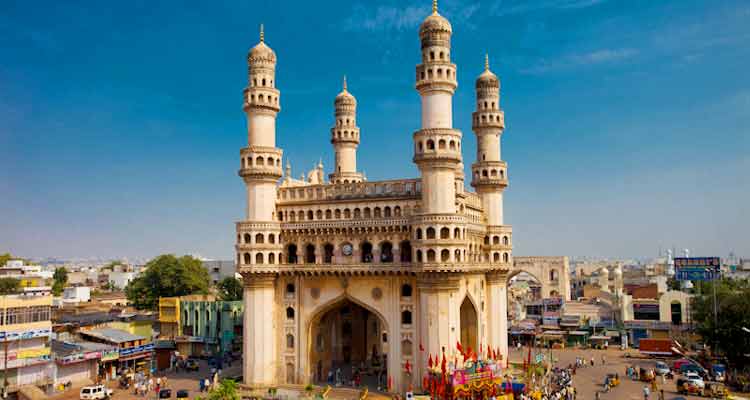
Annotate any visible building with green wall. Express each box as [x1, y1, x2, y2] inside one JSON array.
[[179, 297, 243, 357]]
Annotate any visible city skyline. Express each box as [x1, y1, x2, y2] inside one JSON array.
[[2, 0, 748, 260]]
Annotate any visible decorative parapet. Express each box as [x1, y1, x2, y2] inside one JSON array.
[[278, 179, 421, 203]]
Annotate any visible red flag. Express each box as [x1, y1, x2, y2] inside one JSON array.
[[405, 360, 412, 374], [419, 342, 424, 352], [456, 341, 463, 354], [388, 376, 392, 391], [487, 344, 491, 359], [441, 353, 447, 375], [428, 354, 433, 368], [422, 376, 429, 391]]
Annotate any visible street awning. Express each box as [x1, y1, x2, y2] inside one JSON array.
[[568, 331, 589, 335], [589, 335, 610, 340]]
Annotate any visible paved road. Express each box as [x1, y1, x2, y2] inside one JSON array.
[[509, 346, 708, 400], [50, 358, 242, 400]]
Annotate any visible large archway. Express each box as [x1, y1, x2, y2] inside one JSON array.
[[309, 298, 388, 388], [460, 297, 478, 352], [507, 271, 544, 325]]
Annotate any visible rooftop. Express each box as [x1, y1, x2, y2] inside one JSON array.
[[81, 328, 145, 343]]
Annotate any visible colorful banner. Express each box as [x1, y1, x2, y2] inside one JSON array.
[[101, 349, 120, 361], [17, 347, 50, 359], [119, 343, 154, 357], [0, 328, 52, 341]]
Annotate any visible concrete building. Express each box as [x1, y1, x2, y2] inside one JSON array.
[[51, 339, 117, 389], [0, 294, 54, 396], [79, 328, 152, 378], [236, 7, 520, 392], [62, 287, 91, 305], [202, 260, 236, 285]]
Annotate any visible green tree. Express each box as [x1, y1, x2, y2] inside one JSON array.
[[52, 267, 69, 296], [197, 379, 240, 400], [125, 254, 209, 310], [216, 277, 243, 301], [0, 277, 20, 295], [691, 278, 750, 367], [0, 253, 13, 268]]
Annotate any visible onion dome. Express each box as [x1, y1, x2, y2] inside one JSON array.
[[420, 0, 452, 37], [335, 76, 357, 108], [476, 54, 500, 89], [248, 24, 276, 64]]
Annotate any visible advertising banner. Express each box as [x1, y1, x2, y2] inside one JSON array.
[[675, 257, 720, 281]]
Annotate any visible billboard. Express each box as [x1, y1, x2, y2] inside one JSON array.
[[674, 257, 720, 281]]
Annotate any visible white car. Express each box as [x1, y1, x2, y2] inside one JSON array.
[[80, 384, 113, 400], [654, 361, 671, 376], [683, 372, 705, 389]]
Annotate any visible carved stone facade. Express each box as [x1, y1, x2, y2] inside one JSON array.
[[236, 5, 514, 393]]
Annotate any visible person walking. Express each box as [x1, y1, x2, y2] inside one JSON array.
[[643, 385, 650, 400]]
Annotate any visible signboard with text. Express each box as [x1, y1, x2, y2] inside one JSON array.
[[675, 257, 720, 281]]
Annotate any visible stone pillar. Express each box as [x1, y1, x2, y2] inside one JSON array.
[[416, 274, 459, 380], [243, 273, 278, 386], [486, 271, 509, 366]]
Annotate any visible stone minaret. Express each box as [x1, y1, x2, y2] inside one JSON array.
[[413, 0, 461, 215], [471, 55, 507, 225], [472, 55, 512, 367], [237, 24, 282, 386], [329, 76, 364, 184]]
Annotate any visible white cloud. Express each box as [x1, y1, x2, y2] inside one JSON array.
[[522, 47, 638, 74], [343, 1, 481, 32], [490, 0, 606, 16]]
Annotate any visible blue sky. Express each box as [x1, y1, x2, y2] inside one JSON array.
[[1, 0, 748, 260]]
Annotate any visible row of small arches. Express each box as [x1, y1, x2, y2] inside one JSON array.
[[333, 130, 358, 140], [419, 67, 454, 81], [248, 92, 279, 105], [474, 168, 505, 179], [335, 118, 353, 127], [415, 226, 465, 240], [475, 114, 502, 124], [484, 235, 511, 246], [416, 139, 460, 153], [239, 232, 277, 245], [478, 101, 498, 110], [250, 76, 274, 88], [426, 50, 448, 61], [286, 241, 412, 264], [242, 155, 281, 169], [240, 252, 282, 265], [278, 205, 402, 222]]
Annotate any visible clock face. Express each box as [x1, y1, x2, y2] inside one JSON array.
[[342, 244, 353, 256]]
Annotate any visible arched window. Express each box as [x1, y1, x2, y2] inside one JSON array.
[[426, 227, 436, 239], [243, 253, 251, 265], [324, 243, 334, 263], [427, 140, 435, 150], [286, 334, 294, 349], [394, 206, 401, 216], [401, 310, 413, 325], [255, 253, 264, 264], [244, 233, 251, 244], [305, 244, 316, 263], [401, 284, 413, 297], [344, 208, 351, 219], [286, 307, 295, 320], [503, 253, 509, 263], [255, 233, 264, 244], [285, 283, 295, 297], [384, 206, 391, 217], [380, 242, 393, 263], [493, 252, 500, 262], [416, 250, 423, 262], [256, 156, 264, 165], [287, 244, 298, 264], [374, 207, 381, 218], [268, 252, 275, 264], [335, 209, 341, 219], [354, 208, 361, 218], [400, 241, 412, 262], [438, 139, 446, 149], [316, 210, 322, 220], [364, 207, 371, 218], [297, 210, 304, 221], [416, 229, 423, 239], [493, 236, 500, 245], [307, 210, 314, 220], [484, 236, 490, 245], [440, 227, 450, 239], [267, 157, 274, 166], [454, 228, 461, 238], [503, 236, 509, 245], [268, 233, 275, 244], [325, 209, 332, 219], [361, 242, 373, 263], [427, 249, 436, 262], [441, 249, 450, 262], [455, 249, 461, 262], [549, 269, 557, 281]]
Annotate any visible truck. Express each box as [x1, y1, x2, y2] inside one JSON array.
[[638, 338, 676, 357]]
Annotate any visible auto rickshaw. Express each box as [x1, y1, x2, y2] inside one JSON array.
[[677, 380, 704, 396], [176, 390, 190, 400], [640, 368, 655, 382], [705, 382, 728, 399], [604, 373, 620, 389]]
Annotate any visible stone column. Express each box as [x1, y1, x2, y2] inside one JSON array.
[[416, 274, 459, 380], [486, 271, 509, 366], [243, 273, 278, 386]]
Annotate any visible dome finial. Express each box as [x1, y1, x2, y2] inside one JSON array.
[[432, 0, 438, 14], [259, 23, 264, 43], [485, 53, 490, 71], [343, 75, 347, 91]]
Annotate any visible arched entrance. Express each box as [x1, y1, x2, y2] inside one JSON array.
[[671, 301, 682, 325], [309, 297, 388, 388], [460, 297, 478, 351]]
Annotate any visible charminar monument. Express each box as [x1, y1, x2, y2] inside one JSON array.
[[234, 1, 566, 394]]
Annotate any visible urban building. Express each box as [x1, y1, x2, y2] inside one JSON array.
[[203, 260, 236, 285], [62, 286, 91, 305], [51, 339, 117, 388], [0, 294, 54, 396], [235, 6, 519, 391], [79, 328, 152, 379]]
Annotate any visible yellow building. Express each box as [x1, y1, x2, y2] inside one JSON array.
[[0, 294, 53, 394], [158, 297, 181, 338]]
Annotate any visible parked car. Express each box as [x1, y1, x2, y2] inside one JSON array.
[[654, 361, 670, 376], [683, 372, 705, 388], [80, 385, 113, 400], [176, 390, 190, 400], [185, 358, 200, 371], [158, 388, 172, 399]]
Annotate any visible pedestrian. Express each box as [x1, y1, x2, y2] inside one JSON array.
[[595, 391, 600, 400], [643, 385, 650, 400], [601, 355, 606, 365], [204, 377, 211, 392], [590, 357, 594, 367], [659, 389, 664, 400]]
